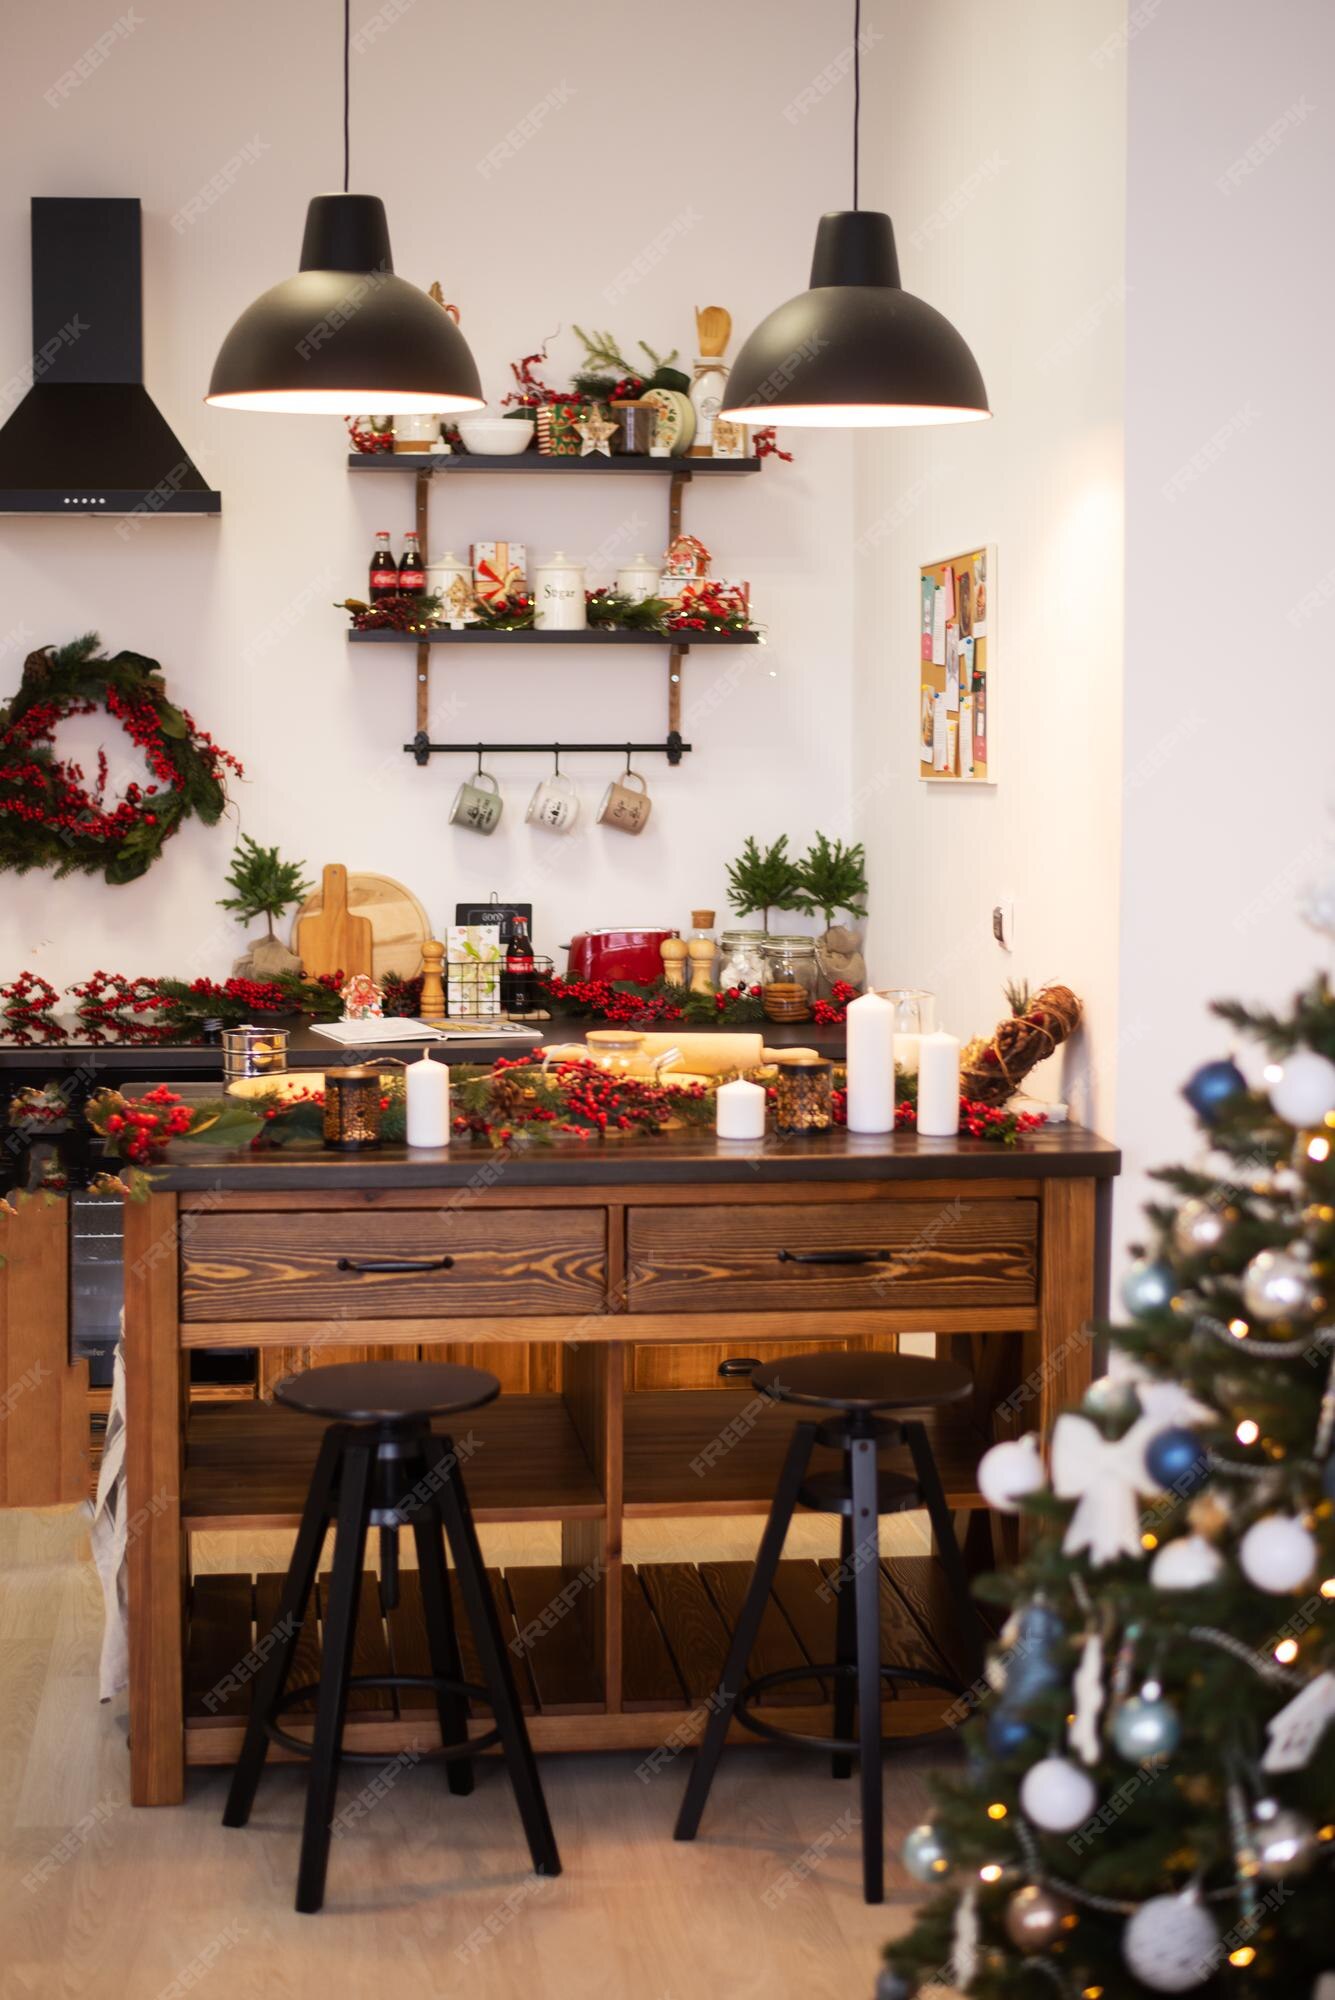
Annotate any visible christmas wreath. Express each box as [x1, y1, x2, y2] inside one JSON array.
[[0, 635, 242, 885]]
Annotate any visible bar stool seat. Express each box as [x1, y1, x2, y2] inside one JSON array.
[[675, 1348, 986, 1905], [223, 1360, 560, 1913]]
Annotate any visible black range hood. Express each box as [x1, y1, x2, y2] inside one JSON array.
[[0, 197, 220, 517]]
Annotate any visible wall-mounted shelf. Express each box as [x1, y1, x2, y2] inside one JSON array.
[[346, 450, 764, 763], [349, 627, 761, 647], [347, 453, 761, 477]]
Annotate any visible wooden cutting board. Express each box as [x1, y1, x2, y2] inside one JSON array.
[[294, 864, 375, 980], [292, 869, 431, 981]]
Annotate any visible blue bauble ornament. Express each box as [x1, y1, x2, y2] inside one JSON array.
[[1143, 1424, 1209, 1495], [987, 1706, 1034, 1757], [1120, 1257, 1176, 1317], [876, 1972, 914, 2000], [1182, 1056, 1247, 1125], [1113, 1693, 1181, 1761], [1015, 1601, 1066, 1651]]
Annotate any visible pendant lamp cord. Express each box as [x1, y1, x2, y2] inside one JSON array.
[[342, 0, 351, 191], [852, 0, 861, 209]]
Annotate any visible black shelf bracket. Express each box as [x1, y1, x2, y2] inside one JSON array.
[[407, 736, 692, 766]]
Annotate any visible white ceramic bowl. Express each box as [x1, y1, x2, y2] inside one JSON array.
[[456, 414, 535, 455]]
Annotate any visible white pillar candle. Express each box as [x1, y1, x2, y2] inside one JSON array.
[[405, 1052, 451, 1146], [715, 1076, 766, 1140], [915, 1031, 961, 1137], [845, 990, 895, 1133]]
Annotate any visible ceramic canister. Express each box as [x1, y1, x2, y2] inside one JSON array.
[[426, 548, 471, 599], [533, 551, 587, 631], [615, 552, 662, 605]]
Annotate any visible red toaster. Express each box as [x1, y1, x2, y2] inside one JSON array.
[[564, 927, 679, 983]]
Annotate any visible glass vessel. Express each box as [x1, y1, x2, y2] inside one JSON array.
[[878, 988, 937, 1073], [718, 929, 769, 991], [322, 1065, 384, 1151], [584, 1030, 649, 1078], [772, 1054, 834, 1133], [762, 937, 818, 1022]]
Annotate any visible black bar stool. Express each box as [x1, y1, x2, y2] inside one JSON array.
[[674, 1350, 985, 1905], [222, 1361, 560, 1913]]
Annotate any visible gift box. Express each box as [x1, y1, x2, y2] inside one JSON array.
[[447, 925, 504, 1016], [471, 541, 528, 606], [673, 577, 750, 618], [536, 401, 584, 456]]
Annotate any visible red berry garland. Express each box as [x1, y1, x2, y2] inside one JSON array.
[[0, 638, 241, 885]]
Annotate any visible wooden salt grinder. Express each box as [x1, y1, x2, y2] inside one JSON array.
[[419, 939, 446, 1020], [660, 938, 689, 989]]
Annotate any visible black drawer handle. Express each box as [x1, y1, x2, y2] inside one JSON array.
[[718, 1357, 762, 1379], [337, 1255, 455, 1276], [776, 1248, 890, 1266]]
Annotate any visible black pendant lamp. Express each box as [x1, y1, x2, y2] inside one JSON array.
[[721, 2, 989, 430], [206, 4, 482, 415]]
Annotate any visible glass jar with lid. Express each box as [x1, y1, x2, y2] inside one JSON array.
[[584, 1029, 649, 1077], [718, 929, 769, 992], [761, 937, 818, 1022]]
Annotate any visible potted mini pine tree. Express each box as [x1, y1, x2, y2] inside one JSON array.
[[218, 836, 312, 980], [797, 831, 869, 994]]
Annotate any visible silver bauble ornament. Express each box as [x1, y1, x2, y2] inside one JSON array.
[[1242, 1246, 1321, 1324], [1121, 1257, 1176, 1317], [1003, 1882, 1076, 1951], [1253, 1799, 1320, 1877], [901, 1820, 951, 1883], [1019, 1755, 1098, 1833], [1149, 1534, 1225, 1591], [1122, 1892, 1220, 1992], [1267, 1047, 1335, 1128], [1083, 1372, 1142, 1421], [1239, 1512, 1318, 1593], [1113, 1692, 1181, 1760], [1172, 1197, 1234, 1257]]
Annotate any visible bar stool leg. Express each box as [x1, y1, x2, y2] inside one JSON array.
[[902, 1420, 985, 1684], [428, 1439, 561, 1878], [409, 1446, 474, 1797], [223, 1427, 342, 1831], [831, 1508, 856, 1781], [850, 1434, 885, 1905], [295, 1442, 374, 1915], [674, 1421, 819, 1843]]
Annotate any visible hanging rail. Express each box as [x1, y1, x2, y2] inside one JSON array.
[[407, 733, 690, 767]]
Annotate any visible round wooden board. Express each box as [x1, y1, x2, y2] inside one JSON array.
[[291, 873, 432, 981]]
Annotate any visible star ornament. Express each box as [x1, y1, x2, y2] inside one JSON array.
[[578, 408, 618, 457]]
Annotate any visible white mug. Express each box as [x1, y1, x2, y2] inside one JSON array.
[[526, 772, 579, 833]]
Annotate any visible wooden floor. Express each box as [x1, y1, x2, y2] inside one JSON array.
[[0, 1506, 960, 2000]]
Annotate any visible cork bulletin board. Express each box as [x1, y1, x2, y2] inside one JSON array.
[[918, 545, 995, 784]]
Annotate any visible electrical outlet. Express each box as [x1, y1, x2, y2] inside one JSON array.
[[992, 901, 1014, 951]]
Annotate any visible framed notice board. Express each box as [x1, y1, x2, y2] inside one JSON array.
[[918, 545, 995, 784]]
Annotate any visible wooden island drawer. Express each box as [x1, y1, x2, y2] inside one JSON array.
[[626, 1199, 1038, 1313], [180, 1207, 607, 1322]]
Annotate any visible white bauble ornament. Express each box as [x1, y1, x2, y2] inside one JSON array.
[[1242, 1246, 1321, 1323], [977, 1434, 1046, 1514], [1267, 1048, 1335, 1128], [1122, 1892, 1220, 1992], [1172, 1197, 1233, 1257], [1019, 1756, 1098, 1834], [1240, 1513, 1318, 1593], [1150, 1534, 1225, 1591]]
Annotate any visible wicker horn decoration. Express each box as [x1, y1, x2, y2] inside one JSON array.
[[959, 983, 1082, 1106]]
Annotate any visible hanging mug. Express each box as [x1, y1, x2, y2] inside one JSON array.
[[526, 771, 579, 833], [597, 766, 652, 835], [450, 769, 503, 834]]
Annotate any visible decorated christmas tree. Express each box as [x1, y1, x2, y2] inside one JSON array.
[[883, 961, 1335, 1997]]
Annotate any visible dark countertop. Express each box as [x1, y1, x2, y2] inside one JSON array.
[[0, 1017, 846, 1081], [149, 1121, 1120, 1192]]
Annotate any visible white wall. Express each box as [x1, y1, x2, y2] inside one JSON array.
[[0, 0, 854, 987], [1117, 0, 1335, 1226], [850, 0, 1126, 1131]]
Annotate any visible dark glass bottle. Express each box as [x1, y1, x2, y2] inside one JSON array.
[[502, 918, 536, 1014], [398, 530, 426, 596], [369, 530, 397, 601]]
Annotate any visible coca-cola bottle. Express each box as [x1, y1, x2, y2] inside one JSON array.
[[502, 918, 536, 1015], [398, 530, 426, 596], [369, 530, 397, 601]]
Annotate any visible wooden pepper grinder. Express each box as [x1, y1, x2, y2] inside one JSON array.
[[687, 911, 717, 996], [419, 939, 446, 1021], [660, 936, 688, 988]]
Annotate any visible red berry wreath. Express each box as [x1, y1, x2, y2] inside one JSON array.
[[0, 636, 242, 885]]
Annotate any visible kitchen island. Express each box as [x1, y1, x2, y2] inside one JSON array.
[[122, 1122, 1118, 1804]]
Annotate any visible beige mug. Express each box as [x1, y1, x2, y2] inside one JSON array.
[[597, 767, 652, 835], [450, 769, 503, 834]]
